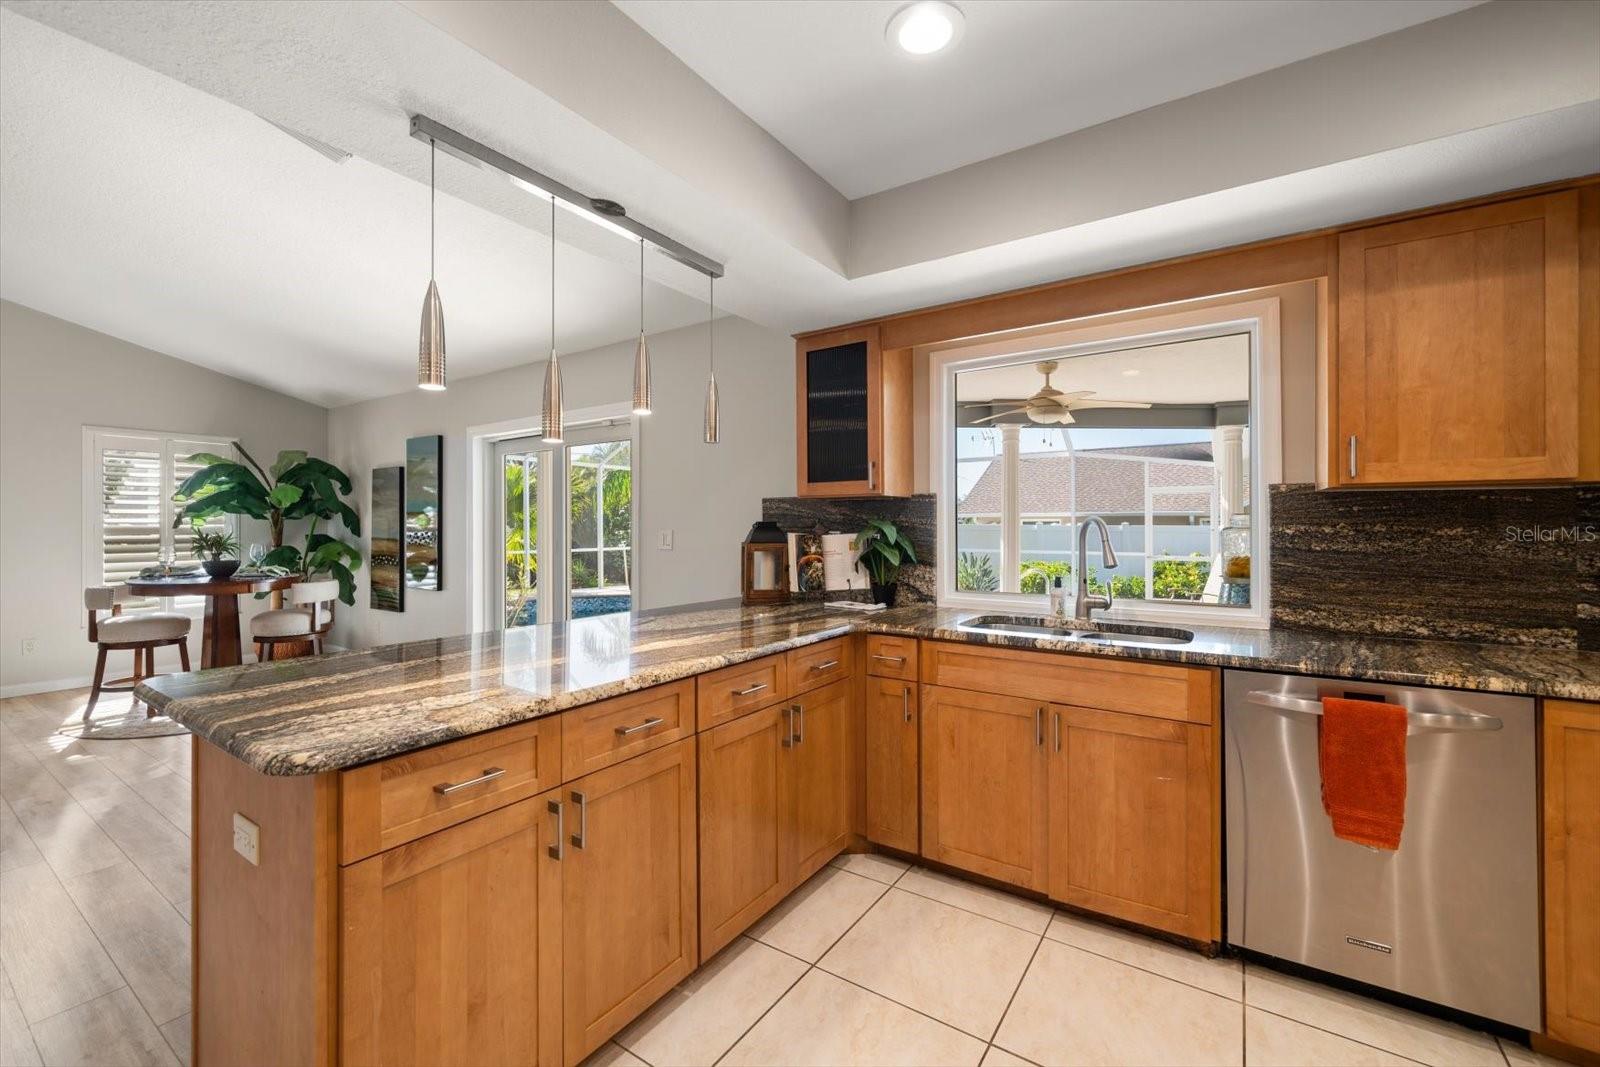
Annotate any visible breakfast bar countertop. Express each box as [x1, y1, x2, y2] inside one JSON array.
[[137, 599, 1600, 776]]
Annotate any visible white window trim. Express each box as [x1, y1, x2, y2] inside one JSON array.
[[466, 403, 641, 635], [82, 424, 239, 619], [931, 297, 1281, 628]]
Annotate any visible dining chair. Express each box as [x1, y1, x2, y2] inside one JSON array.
[[84, 586, 192, 720], [251, 578, 338, 660]]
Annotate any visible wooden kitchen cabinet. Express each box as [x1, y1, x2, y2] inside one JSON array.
[[699, 679, 855, 957], [562, 738, 698, 1065], [1047, 705, 1219, 941], [795, 324, 912, 497], [340, 793, 563, 1067], [864, 676, 918, 852], [1335, 191, 1581, 485], [920, 686, 1049, 891], [1543, 699, 1600, 1054], [699, 704, 794, 959]]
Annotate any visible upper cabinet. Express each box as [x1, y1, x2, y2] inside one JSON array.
[[795, 325, 913, 497], [1333, 191, 1582, 486]]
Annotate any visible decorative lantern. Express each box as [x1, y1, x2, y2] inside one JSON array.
[[741, 522, 790, 605]]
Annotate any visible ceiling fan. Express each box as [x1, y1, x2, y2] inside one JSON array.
[[970, 361, 1152, 426]]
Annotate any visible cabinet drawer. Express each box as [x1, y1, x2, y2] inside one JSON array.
[[340, 715, 562, 864], [865, 634, 917, 680], [562, 679, 695, 781], [788, 638, 851, 695], [921, 641, 1215, 724], [697, 654, 788, 731]]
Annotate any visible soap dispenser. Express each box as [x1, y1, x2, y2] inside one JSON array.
[[1048, 575, 1066, 618]]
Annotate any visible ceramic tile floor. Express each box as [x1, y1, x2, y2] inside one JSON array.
[[0, 691, 1579, 1067], [593, 852, 1574, 1067]]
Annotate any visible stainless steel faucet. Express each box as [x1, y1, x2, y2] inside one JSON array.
[[1074, 515, 1119, 623]]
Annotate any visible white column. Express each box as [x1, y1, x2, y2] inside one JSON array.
[[1000, 424, 1021, 593], [1214, 425, 1245, 526]]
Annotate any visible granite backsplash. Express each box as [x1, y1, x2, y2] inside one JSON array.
[[762, 485, 1597, 649], [761, 494, 938, 603], [1271, 483, 1598, 650]]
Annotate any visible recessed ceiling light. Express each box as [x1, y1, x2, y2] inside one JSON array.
[[887, 2, 964, 57], [1122, 369, 1141, 376]]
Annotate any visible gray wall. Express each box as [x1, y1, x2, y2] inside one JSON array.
[[326, 314, 795, 651], [0, 300, 330, 694]]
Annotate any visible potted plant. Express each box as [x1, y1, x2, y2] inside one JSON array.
[[174, 446, 363, 604], [855, 518, 918, 607], [191, 526, 241, 579]]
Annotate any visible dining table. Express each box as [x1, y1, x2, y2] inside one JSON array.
[[124, 573, 298, 669]]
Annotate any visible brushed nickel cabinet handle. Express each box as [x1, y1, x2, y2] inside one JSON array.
[[812, 660, 839, 672], [1348, 434, 1358, 479], [795, 703, 805, 745], [547, 799, 564, 860], [733, 682, 769, 696], [1053, 710, 1061, 753], [868, 459, 876, 491], [615, 716, 665, 736], [433, 767, 505, 796], [1035, 707, 1044, 748], [570, 790, 587, 849], [902, 686, 911, 723], [872, 654, 906, 665], [782, 705, 795, 748]]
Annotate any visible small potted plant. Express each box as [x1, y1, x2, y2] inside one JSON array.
[[191, 525, 241, 579], [855, 518, 918, 607]]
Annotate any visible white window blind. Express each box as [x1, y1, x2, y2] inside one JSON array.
[[85, 429, 236, 612]]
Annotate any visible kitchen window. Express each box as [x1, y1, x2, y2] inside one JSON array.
[[933, 300, 1280, 626], [82, 426, 236, 612]]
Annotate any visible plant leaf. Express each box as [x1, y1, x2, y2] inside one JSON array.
[[267, 483, 304, 509], [270, 450, 309, 479]]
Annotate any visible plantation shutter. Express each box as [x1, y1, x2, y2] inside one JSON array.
[[87, 429, 237, 614]]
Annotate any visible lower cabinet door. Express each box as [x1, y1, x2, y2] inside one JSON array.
[[1048, 704, 1217, 940], [790, 678, 854, 880], [699, 704, 796, 959], [563, 738, 699, 1065], [340, 793, 563, 1067], [921, 686, 1049, 891], [865, 677, 918, 853]]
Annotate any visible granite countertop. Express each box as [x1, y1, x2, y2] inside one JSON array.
[[138, 599, 1600, 776]]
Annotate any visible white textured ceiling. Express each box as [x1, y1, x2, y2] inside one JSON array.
[[1, 0, 1595, 409], [0, 10, 714, 408], [956, 335, 1249, 406], [613, 0, 1484, 197]]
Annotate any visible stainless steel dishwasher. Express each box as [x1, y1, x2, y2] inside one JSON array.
[[1223, 670, 1539, 1029]]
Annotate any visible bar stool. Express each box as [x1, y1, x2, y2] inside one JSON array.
[[251, 578, 337, 660], [84, 586, 191, 720]]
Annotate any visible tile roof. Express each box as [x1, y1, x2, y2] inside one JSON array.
[[958, 444, 1216, 516]]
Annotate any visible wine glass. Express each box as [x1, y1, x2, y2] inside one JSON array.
[[158, 545, 176, 575], [248, 543, 266, 570]]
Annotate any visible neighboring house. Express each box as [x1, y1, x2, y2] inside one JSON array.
[[957, 443, 1227, 527]]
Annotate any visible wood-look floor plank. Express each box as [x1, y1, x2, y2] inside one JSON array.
[[29, 987, 178, 1067], [62, 861, 191, 1026], [74, 787, 192, 912], [0, 796, 43, 873], [0, 967, 42, 1067], [0, 861, 125, 1024], [8, 791, 126, 881], [160, 1013, 191, 1067]]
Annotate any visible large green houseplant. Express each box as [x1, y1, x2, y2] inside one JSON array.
[[173, 446, 363, 604], [855, 518, 918, 607]]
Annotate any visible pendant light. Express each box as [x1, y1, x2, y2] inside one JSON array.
[[632, 238, 652, 416], [417, 138, 446, 391], [541, 193, 565, 443], [703, 274, 720, 444]]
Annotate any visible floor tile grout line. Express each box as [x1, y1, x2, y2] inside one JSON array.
[[1045, 929, 1243, 1005], [706, 949, 813, 1067], [984, 927, 1047, 1045], [889, 875, 1053, 935], [1244, 1000, 1461, 1066]]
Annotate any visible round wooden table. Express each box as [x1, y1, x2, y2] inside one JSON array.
[[125, 575, 297, 669]]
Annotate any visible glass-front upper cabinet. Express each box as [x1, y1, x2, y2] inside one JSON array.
[[795, 324, 912, 498]]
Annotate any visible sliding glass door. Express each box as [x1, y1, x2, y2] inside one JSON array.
[[495, 424, 634, 627]]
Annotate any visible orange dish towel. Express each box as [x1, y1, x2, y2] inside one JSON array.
[[1318, 696, 1407, 850]]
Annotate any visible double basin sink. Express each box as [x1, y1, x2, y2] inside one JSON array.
[[956, 614, 1195, 647]]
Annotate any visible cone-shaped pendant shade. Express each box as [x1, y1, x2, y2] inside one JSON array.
[[703, 372, 720, 444], [632, 334, 652, 415], [418, 279, 446, 390], [542, 352, 564, 443]]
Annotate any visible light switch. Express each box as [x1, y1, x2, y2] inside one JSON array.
[[232, 812, 260, 866], [657, 530, 674, 550]]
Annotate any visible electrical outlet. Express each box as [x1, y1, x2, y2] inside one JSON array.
[[19, 638, 38, 657], [657, 530, 674, 550], [232, 812, 260, 866]]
